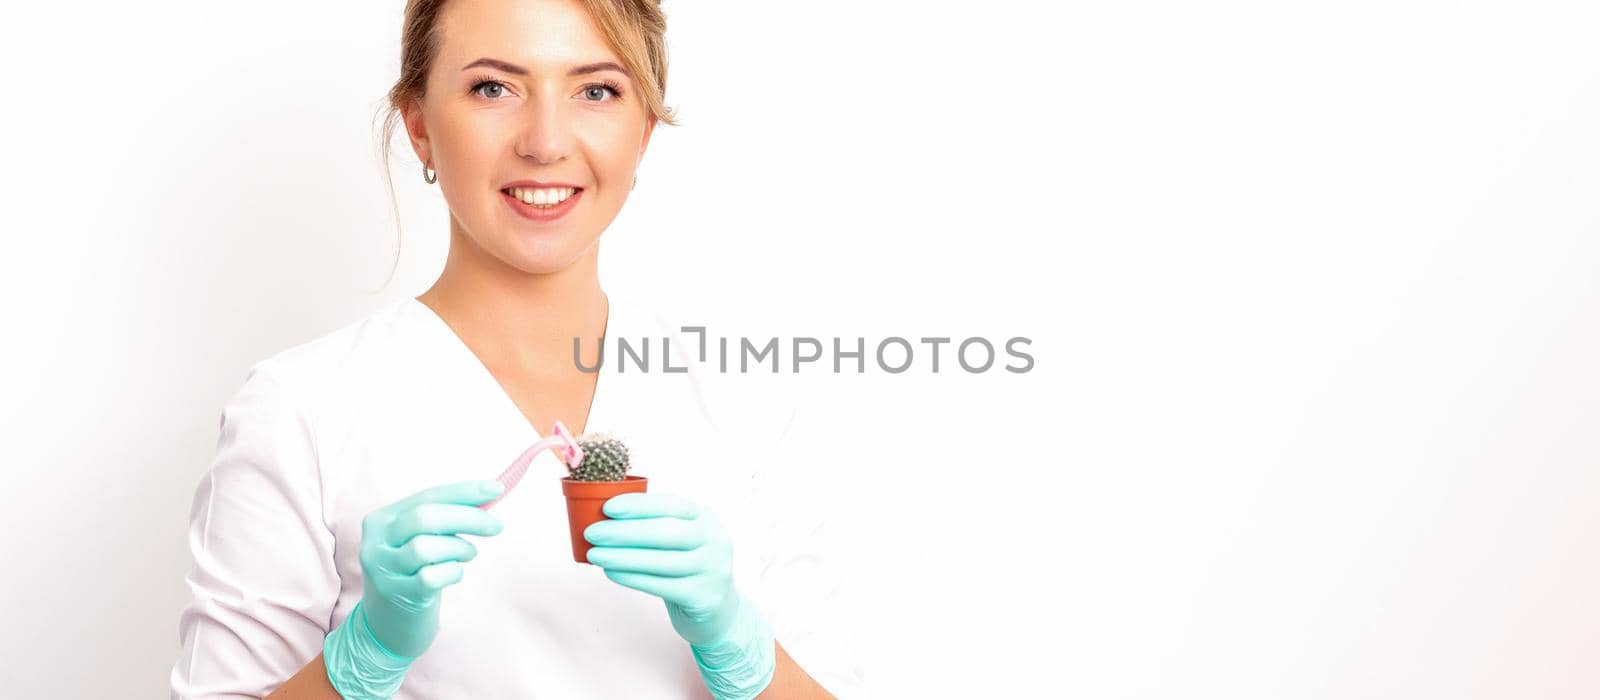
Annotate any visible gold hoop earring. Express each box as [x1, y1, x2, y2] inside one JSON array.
[[423, 162, 437, 184]]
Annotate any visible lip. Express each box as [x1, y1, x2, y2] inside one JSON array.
[[501, 185, 583, 222], [502, 180, 584, 190]]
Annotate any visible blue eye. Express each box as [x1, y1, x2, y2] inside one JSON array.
[[583, 81, 624, 102], [472, 79, 508, 99]]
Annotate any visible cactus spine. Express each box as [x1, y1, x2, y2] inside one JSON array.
[[569, 433, 630, 481]]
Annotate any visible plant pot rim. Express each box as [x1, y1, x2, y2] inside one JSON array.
[[560, 474, 648, 498]]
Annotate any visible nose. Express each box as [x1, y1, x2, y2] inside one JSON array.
[[514, 95, 574, 165]]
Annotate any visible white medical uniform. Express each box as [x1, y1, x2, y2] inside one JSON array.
[[170, 295, 866, 699]]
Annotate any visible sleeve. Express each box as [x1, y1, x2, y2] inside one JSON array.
[[170, 363, 341, 699], [732, 383, 873, 699], [648, 305, 871, 697]]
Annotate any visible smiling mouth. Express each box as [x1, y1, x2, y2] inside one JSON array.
[[501, 185, 582, 208]]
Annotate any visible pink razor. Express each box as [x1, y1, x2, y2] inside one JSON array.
[[480, 420, 584, 510]]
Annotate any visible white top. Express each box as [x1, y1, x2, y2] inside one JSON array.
[[170, 296, 866, 699]]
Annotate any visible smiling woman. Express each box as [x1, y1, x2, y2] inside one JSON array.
[[168, 0, 857, 699], [376, 0, 678, 281]]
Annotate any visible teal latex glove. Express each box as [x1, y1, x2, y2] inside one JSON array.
[[584, 492, 776, 700], [323, 480, 505, 699]]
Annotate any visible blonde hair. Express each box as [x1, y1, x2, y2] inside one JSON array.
[[371, 0, 678, 289]]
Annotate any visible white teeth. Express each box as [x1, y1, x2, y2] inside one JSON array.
[[508, 187, 575, 207]]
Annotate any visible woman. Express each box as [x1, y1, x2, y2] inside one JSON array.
[[170, 0, 857, 697]]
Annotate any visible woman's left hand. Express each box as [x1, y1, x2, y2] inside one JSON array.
[[586, 491, 779, 698], [583, 492, 743, 646]]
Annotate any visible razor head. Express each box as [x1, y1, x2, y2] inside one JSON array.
[[553, 420, 583, 467]]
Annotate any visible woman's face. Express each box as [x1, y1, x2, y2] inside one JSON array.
[[403, 0, 655, 274]]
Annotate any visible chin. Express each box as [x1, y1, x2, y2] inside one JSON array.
[[491, 235, 599, 275]]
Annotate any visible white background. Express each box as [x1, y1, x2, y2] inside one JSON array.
[[3, 1, 1598, 697]]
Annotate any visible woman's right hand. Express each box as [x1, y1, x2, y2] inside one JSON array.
[[322, 479, 506, 698], [357, 479, 506, 656]]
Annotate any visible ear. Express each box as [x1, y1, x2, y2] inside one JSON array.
[[401, 98, 432, 167], [638, 114, 657, 163]]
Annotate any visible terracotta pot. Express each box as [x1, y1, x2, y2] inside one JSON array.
[[560, 475, 648, 563]]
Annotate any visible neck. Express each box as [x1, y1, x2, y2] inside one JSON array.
[[417, 222, 609, 377]]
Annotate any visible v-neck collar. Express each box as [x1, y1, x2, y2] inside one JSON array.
[[402, 294, 616, 444]]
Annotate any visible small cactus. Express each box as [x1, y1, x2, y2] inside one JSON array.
[[568, 433, 631, 481]]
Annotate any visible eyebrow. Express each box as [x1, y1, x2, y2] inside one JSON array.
[[461, 57, 627, 77]]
